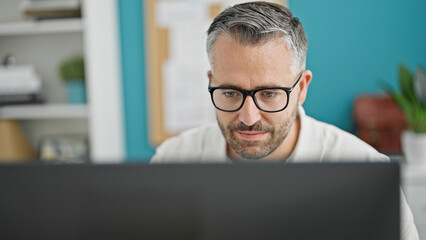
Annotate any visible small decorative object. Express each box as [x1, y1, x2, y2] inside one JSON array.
[[0, 120, 36, 162], [0, 55, 44, 105], [39, 134, 89, 163], [388, 65, 426, 163], [59, 55, 86, 104]]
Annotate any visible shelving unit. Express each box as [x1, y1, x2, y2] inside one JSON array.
[[0, 2, 88, 160], [0, 104, 88, 120], [0, 18, 83, 36], [0, 0, 125, 162]]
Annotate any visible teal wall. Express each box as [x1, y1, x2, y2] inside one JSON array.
[[290, 0, 426, 132], [117, 0, 426, 160], [118, 0, 154, 161]]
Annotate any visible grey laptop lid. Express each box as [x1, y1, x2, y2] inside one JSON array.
[[0, 162, 400, 240]]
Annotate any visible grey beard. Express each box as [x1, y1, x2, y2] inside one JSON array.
[[218, 106, 298, 160]]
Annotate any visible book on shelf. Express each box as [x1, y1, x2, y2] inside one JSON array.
[[20, 0, 81, 20]]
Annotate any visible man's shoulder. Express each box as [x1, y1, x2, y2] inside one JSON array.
[[150, 123, 226, 163], [295, 113, 388, 162]]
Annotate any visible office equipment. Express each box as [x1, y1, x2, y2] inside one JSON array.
[[0, 163, 400, 240]]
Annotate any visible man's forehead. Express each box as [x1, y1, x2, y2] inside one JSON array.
[[210, 35, 294, 87]]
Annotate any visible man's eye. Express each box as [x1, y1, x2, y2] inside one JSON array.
[[223, 91, 240, 98], [262, 91, 277, 98]]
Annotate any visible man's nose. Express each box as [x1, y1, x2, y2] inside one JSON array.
[[238, 96, 262, 126]]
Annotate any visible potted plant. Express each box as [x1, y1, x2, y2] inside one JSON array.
[[59, 56, 86, 104], [391, 64, 426, 163]]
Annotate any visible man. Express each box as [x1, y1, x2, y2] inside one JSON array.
[[151, 2, 418, 239]]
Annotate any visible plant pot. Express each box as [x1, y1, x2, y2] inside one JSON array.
[[401, 130, 426, 163], [65, 79, 86, 104]]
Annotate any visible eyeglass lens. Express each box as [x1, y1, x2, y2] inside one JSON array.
[[212, 88, 288, 111]]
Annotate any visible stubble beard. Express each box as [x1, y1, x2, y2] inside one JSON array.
[[218, 106, 299, 160]]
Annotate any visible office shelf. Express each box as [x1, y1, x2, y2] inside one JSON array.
[[0, 104, 88, 120], [0, 18, 83, 36], [0, 0, 124, 161]]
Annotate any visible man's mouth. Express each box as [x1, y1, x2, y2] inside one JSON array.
[[235, 130, 268, 141]]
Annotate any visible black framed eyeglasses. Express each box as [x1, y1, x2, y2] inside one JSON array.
[[208, 73, 302, 113]]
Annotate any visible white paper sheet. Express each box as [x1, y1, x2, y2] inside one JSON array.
[[162, 60, 215, 132], [156, 1, 207, 28]]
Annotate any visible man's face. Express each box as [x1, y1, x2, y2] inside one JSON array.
[[209, 35, 301, 160]]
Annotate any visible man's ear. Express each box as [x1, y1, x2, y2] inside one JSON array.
[[207, 71, 213, 85], [297, 70, 312, 106]]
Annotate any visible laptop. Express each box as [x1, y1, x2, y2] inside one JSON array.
[[0, 162, 400, 240]]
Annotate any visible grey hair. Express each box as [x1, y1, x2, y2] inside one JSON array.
[[206, 1, 307, 76]]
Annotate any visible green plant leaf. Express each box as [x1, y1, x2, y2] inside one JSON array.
[[412, 104, 426, 132], [393, 92, 414, 123], [399, 64, 417, 104], [59, 56, 85, 80], [383, 64, 426, 133]]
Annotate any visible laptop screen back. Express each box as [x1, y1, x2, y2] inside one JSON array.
[[0, 162, 400, 240]]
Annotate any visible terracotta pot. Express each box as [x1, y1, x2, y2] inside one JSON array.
[[402, 130, 426, 163]]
